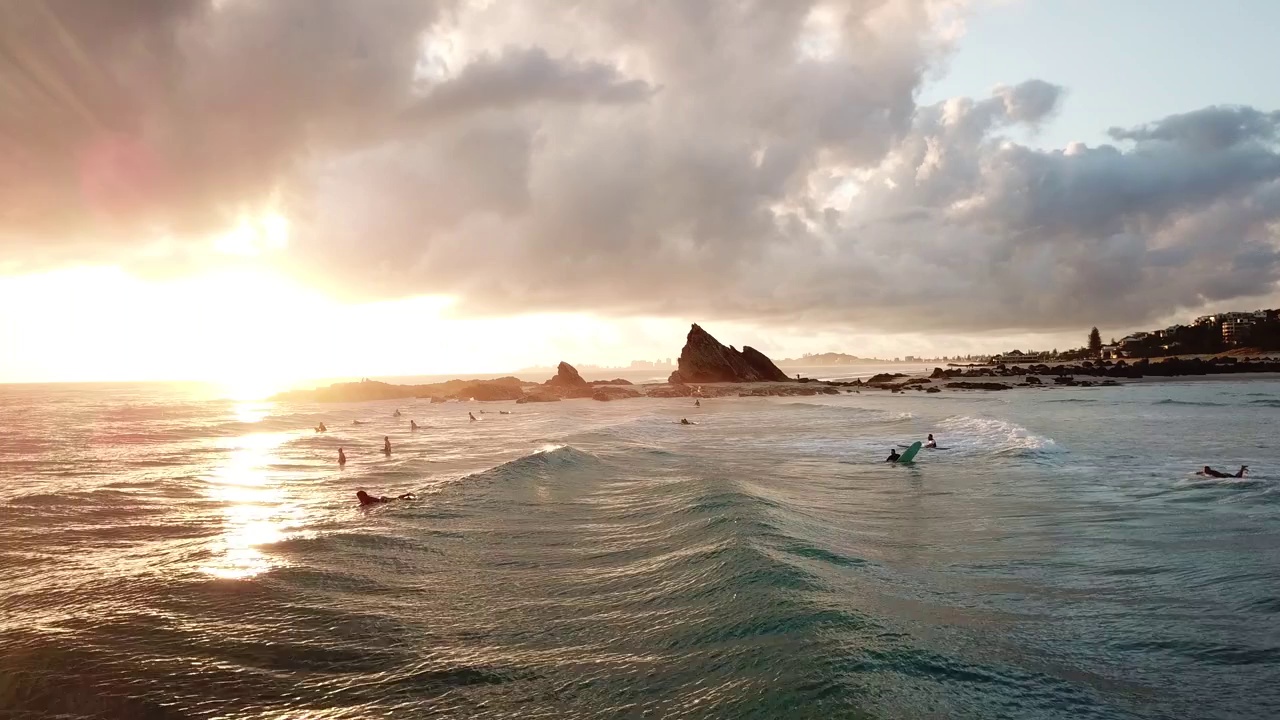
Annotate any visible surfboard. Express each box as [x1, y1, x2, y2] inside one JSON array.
[[897, 441, 923, 464]]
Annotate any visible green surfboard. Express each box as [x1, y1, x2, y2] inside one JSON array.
[[898, 441, 923, 464]]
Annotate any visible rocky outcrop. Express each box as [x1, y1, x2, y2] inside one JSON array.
[[451, 382, 526, 401], [667, 324, 788, 383], [946, 381, 1012, 391], [275, 376, 535, 403], [545, 361, 588, 387], [646, 384, 695, 398], [592, 386, 643, 401], [866, 373, 907, 385], [516, 392, 562, 403]]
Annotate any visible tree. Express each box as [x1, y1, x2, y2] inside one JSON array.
[[1088, 327, 1102, 356]]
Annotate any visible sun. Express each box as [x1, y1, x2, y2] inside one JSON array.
[[218, 373, 291, 402]]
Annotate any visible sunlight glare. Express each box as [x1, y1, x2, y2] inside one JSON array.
[[200, 432, 307, 580]]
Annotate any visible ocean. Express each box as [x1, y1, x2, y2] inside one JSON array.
[[1, 376, 1277, 719]]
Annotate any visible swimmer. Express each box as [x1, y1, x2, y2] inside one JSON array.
[[695, 399, 701, 407], [469, 412, 477, 422], [383, 436, 391, 455], [393, 409, 402, 417], [410, 420, 419, 431], [315, 422, 327, 433], [338, 448, 348, 466], [356, 490, 415, 506]]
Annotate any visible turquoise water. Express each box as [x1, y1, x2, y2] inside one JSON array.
[[1, 379, 1277, 718]]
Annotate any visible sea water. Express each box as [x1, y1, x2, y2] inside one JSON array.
[[1, 378, 1277, 718]]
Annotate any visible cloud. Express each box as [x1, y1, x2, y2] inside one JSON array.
[[1, 0, 1279, 337]]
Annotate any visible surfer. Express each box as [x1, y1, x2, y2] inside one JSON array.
[[356, 490, 415, 506], [315, 422, 327, 433], [410, 420, 419, 431], [925, 434, 936, 448], [680, 418, 692, 425], [695, 399, 701, 407], [1200, 465, 1248, 478], [886, 448, 901, 463], [383, 436, 392, 455], [468, 412, 477, 422], [393, 409, 401, 417], [338, 448, 348, 466]]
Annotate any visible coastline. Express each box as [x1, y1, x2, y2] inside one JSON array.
[[273, 364, 1280, 405]]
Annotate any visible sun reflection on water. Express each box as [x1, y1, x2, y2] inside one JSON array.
[[200, 431, 309, 580], [233, 400, 272, 424]]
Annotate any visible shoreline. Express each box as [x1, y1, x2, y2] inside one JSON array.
[[273, 363, 1280, 404]]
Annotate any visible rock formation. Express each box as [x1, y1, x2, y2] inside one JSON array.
[[667, 324, 789, 384], [516, 392, 562, 403], [545, 361, 588, 387]]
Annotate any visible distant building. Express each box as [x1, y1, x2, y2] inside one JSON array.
[[995, 350, 1047, 364], [904, 355, 916, 362], [1100, 344, 1120, 359], [1223, 319, 1253, 345]]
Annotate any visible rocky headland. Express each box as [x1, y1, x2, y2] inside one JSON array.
[[273, 326, 1280, 405]]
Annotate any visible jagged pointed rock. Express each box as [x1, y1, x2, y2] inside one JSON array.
[[668, 324, 789, 383], [545, 361, 588, 387]]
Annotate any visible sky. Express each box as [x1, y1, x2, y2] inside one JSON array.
[[1, 0, 1279, 392]]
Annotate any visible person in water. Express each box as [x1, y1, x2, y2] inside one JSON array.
[[468, 412, 477, 422], [410, 420, 419, 431], [925, 433, 936, 448], [338, 448, 348, 466], [383, 436, 392, 455], [1201, 465, 1248, 478], [394, 409, 402, 417], [886, 448, 900, 463], [695, 399, 701, 407], [356, 490, 415, 506], [680, 418, 692, 425], [315, 422, 327, 433]]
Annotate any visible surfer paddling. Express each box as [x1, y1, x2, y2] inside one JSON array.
[[356, 490, 415, 506], [886, 449, 900, 463], [1200, 465, 1248, 478]]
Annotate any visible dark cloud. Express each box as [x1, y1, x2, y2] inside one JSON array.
[[2, 1, 1279, 335], [1107, 106, 1280, 150]]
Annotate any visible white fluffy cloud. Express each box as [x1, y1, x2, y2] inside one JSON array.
[[1, 0, 1277, 335]]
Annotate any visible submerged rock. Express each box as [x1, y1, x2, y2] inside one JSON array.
[[592, 386, 643, 401], [516, 392, 562, 403], [865, 373, 907, 385], [946, 381, 1013, 391]]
